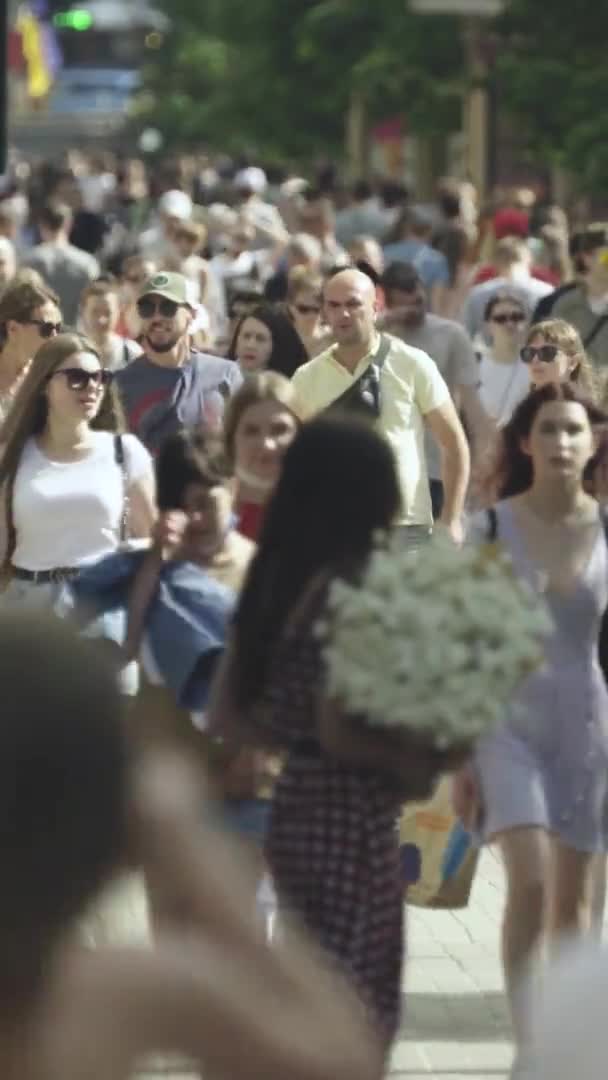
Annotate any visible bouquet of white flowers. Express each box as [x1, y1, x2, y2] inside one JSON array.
[[318, 532, 551, 754]]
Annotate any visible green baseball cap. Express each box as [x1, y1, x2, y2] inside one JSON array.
[[139, 271, 195, 308]]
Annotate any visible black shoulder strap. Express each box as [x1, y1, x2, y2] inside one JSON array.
[[114, 435, 129, 543], [324, 333, 391, 415], [113, 433, 124, 465], [486, 507, 498, 542], [583, 314, 608, 352]]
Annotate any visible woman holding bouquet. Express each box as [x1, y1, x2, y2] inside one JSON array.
[[457, 382, 608, 1056], [208, 416, 456, 1054]]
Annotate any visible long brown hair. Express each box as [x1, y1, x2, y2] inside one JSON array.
[[0, 333, 126, 573], [481, 382, 608, 503]]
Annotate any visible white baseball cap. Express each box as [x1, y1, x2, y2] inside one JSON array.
[[158, 189, 193, 221], [234, 167, 267, 195]]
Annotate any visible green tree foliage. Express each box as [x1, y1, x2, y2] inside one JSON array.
[[497, 0, 608, 194], [138, 0, 463, 160]]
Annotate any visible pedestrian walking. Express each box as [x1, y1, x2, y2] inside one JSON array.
[[455, 383, 608, 1058], [0, 333, 155, 612]]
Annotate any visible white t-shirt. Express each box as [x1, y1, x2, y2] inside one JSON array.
[[12, 431, 151, 571], [478, 350, 530, 427]]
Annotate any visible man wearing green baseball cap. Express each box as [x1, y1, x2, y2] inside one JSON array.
[[115, 271, 242, 454]]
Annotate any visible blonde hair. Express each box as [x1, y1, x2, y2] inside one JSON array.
[[0, 333, 125, 573], [223, 372, 300, 466], [526, 318, 597, 399], [286, 267, 323, 304]]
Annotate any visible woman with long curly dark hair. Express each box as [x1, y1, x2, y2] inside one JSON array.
[[455, 382, 608, 1063]]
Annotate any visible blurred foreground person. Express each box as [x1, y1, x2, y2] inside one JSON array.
[[0, 612, 382, 1080]]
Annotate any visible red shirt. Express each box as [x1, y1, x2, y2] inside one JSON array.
[[237, 501, 265, 542]]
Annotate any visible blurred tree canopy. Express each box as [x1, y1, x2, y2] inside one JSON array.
[[496, 0, 608, 195], [139, 0, 608, 194], [138, 0, 463, 161]]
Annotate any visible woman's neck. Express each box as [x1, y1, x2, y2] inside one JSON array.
[[38, 416, 94, 457], [521, 478, 593, 522], [0, 343, 29, 389], [235, 468, 274, 506], [491, 338, 520, 364]]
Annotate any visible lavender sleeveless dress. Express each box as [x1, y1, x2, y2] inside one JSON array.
[[474, 501, 608, 853]]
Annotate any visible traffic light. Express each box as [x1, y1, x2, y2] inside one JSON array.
[[52, 9, 93, 30]]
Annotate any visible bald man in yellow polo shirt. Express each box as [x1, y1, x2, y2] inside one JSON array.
[[292, 269, 470, 543]]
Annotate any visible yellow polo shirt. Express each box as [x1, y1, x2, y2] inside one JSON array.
[[291, 333, 449, 527]]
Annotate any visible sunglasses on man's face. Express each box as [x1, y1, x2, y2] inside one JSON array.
[[24, 319, 62, 339], [51, 368, 114, 392], [137, 296, 180, 319], [491, 312, 526, 325], [520, 344, 559, 365]]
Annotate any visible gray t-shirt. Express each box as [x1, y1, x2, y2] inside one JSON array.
[[393, 314, 478, 480], [25, 242, 99, 326], [115, 351, 242, 454]]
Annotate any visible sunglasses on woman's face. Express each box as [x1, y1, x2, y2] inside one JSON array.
[[136, 296, 180, 319], [520, 344, 559, 365], [491, 312, 526, 325], [24, 319, 63, 339], [294, 303, 321, 316], [52, 368, 113, 392]]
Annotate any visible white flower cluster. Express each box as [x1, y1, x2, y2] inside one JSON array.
[[318, 534, 552, 749]]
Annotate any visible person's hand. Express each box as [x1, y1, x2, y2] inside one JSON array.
[[452, 763, 480, 831], [153, 510, 188, 559]]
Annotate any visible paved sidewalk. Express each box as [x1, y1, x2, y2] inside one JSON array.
[[390, 848, 511, 1080]]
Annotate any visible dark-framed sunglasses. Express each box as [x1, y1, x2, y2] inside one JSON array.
[[491, 312, 526, 325], [521, 344, 559, 365], [23, 319, 63, 338], [294, 303, 321, 316], [51, 368, 114, 392], [137, 296, 180, 319]]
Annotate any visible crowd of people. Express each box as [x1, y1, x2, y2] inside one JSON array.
[[1, 147, 608, 1077]]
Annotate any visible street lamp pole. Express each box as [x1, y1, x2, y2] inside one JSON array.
[[0, 0, 7, 174], [409, 0, 504, 201]]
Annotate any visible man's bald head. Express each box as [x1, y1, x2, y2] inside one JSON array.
[[325, 268, 376, 303], [323, 268, 377, 349]]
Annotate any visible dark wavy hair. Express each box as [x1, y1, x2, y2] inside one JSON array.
[[228, 303, 309, 378], [231, 415, 402, 708], [481, 382, 608, 502]]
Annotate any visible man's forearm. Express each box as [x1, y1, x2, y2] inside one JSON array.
[[439, 433, 470, 523]]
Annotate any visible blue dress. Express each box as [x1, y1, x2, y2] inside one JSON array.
[[474, 501, 608, 853]]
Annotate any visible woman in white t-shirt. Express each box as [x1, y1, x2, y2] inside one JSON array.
[[477, 291, 531, 428], [0, 332, 155, 612]]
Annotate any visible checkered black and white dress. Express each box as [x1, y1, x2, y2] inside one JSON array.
[[256, 591, 404, 1050]]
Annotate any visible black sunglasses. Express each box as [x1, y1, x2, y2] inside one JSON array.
[[491, 312, 526, 325], [137, 296, 180, 319], [521, 344, 559, 365], [24, 319, 63, 338], [52, 368, 114, 391], [294, 303, 321, 315]]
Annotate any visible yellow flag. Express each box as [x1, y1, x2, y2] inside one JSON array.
[[17, 9, 52, 100]]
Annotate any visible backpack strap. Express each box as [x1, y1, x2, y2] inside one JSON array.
[[114, 434, 129, 544], [583, 313, 608, 352], [486, 507, 498, 542]]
